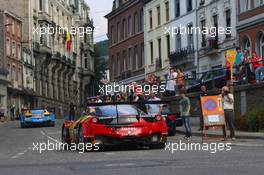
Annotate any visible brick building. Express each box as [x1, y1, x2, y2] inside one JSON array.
[[105, 0, 145, 84], [0, 10, 23, 114], [237, 0, 264, 59]]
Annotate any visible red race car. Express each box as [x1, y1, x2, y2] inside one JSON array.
[[62, 104, 168, 150]]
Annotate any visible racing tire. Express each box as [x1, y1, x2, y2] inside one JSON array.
[[150, 137, 167, 149], [61, 124, 71, 149]]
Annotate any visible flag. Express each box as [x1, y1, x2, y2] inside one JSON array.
[[66, 32, 71, 52]]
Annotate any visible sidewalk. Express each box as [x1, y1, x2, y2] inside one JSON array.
[[176, 125, 264, 140]]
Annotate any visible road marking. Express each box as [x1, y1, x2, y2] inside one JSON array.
[[11, 146, 31, 159], [40, 130, 62, 144], [104, 163, 136, 167]]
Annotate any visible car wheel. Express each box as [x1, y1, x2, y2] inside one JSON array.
[[61, 124, 70, 148], [150, 137, 167, 149]]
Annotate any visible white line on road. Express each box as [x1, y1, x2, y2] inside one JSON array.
[[40, 130, 62, 144], [104, 163, 136, 167], [11, 146, 31, 159]]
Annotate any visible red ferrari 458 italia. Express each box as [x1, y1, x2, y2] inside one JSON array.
[[62, 104, 168, 150]]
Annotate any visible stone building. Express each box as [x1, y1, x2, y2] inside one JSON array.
[[197, 0, 237, 74], [105, 0, 145, 84], [237, 0, 264, 59], [0, 0, 95, 117]]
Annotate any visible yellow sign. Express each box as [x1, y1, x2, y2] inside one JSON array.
[[226, 50, 237, 80]]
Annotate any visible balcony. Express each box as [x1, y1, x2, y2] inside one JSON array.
[[38, 11, 51, 23], [169, 46, 195, 67], [199, 37, 219, 56]]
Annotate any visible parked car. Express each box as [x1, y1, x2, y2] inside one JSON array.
[[187, 68, 228, 93]]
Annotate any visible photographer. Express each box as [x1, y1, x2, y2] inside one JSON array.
[[222, 86, 236, 140]]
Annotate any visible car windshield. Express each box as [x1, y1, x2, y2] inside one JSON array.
[[94, 105, 144, 117]]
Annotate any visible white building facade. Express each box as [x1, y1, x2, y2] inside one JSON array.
[[144, 0, 198, 78], [197, 0, 237, 74]]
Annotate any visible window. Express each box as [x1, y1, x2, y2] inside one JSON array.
[[134, 46, 138, 69], [117, 53, 120, 75], [240, 0, 251, 12], [12, 41, 16, 57], [187, 24, 194, 48], [122, 19, 126, 39], [257, 32, 264, 59], [12, 65, 16, 81], [128, 48, 132, 70], [165, 2, 170, 22], [176, 32, 182, 50], [225, 10, 231, 38], [111, 25, 115, 44], [200, 0, 205, 6], [39, 0, 43, 11], [128, 16, 132, 36], [123, 50, 127, 71], [17, 44, 21, 60], [175, 0, 180, 18], [134, 13, 138, 34], [166, 35, 170, 57], [149, 10, 153, 30], [157, 6, 161, 26], [111, 55, 115, 78], [187, 0, 193, 12], [150, 41, 154, 64], [158, 38, 161, 59], [255, 0, 264, 7], [12, 20, 15, 35], [6, 17, 10, 32], [242, 37, 251, 57], [84, 53, 89, 69], [201, 20, 206, 47], [117, 22, 120, 42], [6, 38, 10, 56], [140, 9, 144, 31], [140, 43, 144, 68]]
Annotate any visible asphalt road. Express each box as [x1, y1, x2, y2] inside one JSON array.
[[0, 120, 263, 175]]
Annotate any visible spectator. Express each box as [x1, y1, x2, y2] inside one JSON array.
[[0, 104, 5, 120], [137, 94, 147, 114], [222, 86, 236, 140], [165, 67, 177, 96], [250, 51, 264, 83], [176, 68, 185, 91], [198, 85, 208, 131], [95, 95, 102, 103], [234, 47, 244, 80], [104, 95, 112, 103], [10, 105, 15, 121], [69, 102, 75, 121], [146, 91, 162, 116], [243, 49, 252, 83], [179, 89, 192, 140], [115, 94, 124, 102]]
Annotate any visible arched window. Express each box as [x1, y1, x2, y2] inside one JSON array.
[[242, 36, 251, 57], [256, 32, 264, 59]]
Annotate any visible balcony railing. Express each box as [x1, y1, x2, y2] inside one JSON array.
[[169, 46, 195, 66]]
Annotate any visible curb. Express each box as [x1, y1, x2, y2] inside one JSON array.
[[176, 130, 264, 140]]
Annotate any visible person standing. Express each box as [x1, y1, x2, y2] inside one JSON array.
[[10, 105, 15, 121], [146, 91, 162, 116], [165, 67, 178, 96], [179, 90, 192, 140], [222, 86, 236, 140], [176, 68, 185, 91], [95, 95, 102, 103], [69, 103, 75, 121], [234, 47, 244, 81], [250, 51, 264, 83], [198, 85, 208, 131]]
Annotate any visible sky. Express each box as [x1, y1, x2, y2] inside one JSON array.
[[85, 0, 113, 43]]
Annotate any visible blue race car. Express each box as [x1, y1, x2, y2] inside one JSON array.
[[20, 108, 55, 128]]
